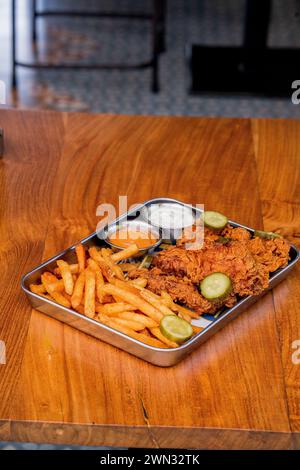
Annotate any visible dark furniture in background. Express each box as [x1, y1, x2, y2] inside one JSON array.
[[190, 0, 300, 96], [12, 0, 166, 92]]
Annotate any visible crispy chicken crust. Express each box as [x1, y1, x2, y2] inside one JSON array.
[[130, 224, 290, 315]]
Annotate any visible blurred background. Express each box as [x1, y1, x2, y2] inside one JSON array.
[[0, 0, 300, 117]]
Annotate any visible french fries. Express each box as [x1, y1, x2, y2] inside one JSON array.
[[87, 258, 101, 273], [119, 263, 139, 272], [130, 277, 148, 288], [114, 311, 158, 328], [96, 302, 136, 315], [29, 242, 202, 350], [102, 284, 163, 323], [71, 271, 85, 309], [161, 291, 198, 319], [139, 290, 176, 317], [98, 314, 167, 348], [57, 260, 74, 295], [109, 317, 145, 331], [51, 291, 71, 308], [84, 269, 96, 317], [150, 327, 178, 348], [54, 263, 79, 276], [41, 273, 64, 295], [110, 243, 139, 262], [29, 283, 46, 294], [96, 270, 106, 303], [75, 244, 86, 272]]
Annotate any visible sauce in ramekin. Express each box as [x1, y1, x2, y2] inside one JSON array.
[[109, 227, 158, 249], [144, 203, 195, 229]]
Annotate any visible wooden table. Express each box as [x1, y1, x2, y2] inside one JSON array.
[[0, 109, 299, 449]]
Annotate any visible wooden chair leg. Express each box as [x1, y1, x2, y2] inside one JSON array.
[[157, 0, 167, 53], [32, 0, 37, 42], [152, 0, 161, 92], [12, 0, 17, 88]]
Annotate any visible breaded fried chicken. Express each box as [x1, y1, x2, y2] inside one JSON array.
[[128, 267, 236, 314], [129, 224, 290, 315], [247, 236, 290, 272], [153, 241, 270, 297]]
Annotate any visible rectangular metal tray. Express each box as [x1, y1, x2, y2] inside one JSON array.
[[21, 198, 300, 367]]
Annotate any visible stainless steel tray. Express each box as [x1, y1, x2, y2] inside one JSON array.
[[21, 198, 300, 367]]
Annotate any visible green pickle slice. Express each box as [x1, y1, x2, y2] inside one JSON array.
[[200, 272, 232, 301], [160, 315, 193, 344], [201, 211, 228, 231], [254, 230, 282, 240]]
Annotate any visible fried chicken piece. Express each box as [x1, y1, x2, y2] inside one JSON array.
[[247, 236, 290, 272], [153, 242, 270, 297], [221, 225, 251, 241], [177, 226, 219, 249], [128, 267, 234, 314], [177, 224, 251, 249]]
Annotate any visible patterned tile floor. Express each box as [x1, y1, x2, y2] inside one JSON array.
[[0, 441, 121, 450], [0, 0, 300, 117]]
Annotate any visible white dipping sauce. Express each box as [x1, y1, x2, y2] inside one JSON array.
[[146, 203, 195, 229]]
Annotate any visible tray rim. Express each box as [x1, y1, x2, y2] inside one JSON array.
[[21, 197, 300, 356]]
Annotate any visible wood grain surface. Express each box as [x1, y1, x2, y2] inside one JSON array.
[[0, 110, 299, 449]]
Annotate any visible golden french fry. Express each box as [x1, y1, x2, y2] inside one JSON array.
[[49, 280, 65, 293], [54, 264, 79, 277], [63, 292, 72, 302], [161, 290, 199, 319], [140, 328, 151, 337], [87, 258, 101, 272], [102, 284, 163, 323], [88, 246, 103, 262], [84, 269, 96, 317], [178, 311, 192, 323], [114, 311, 158, 328], [74, 304, 85, 315], [39, 293, 53, 300], [113, 278, 141, 295], [29, 283, 46, 294], [75, 244, 86, 272], [42, 272, 59, 284], [139, 290, 175, 317], [110, 244, 139, 263], [95, 270, 106, 302], [51, 291, 71, 308], [100, 249, 127, 279], [96, 302, 136, 315], [89, 247, 121, 281], [119, 263, 139, 272], [192, 325, 203, 334], [41, 273, 64, 296], [111, 317, 145, 331], [71, 271, 85, 309], [133, 332, 168, 348], [150, 327, 178, 348], [175, 304, 199, 319], [130, 277, 148, 288], [98, 314, 167, 348], [101, 247, 113, 257], [57, 260, 74, 295], [172, 302, 200, 319]]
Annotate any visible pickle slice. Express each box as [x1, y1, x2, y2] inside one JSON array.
[[216, 236, 232, 244], [254, 230, 282, 240], [200, 272, 232, 301], [160, 315, 193, 344], [201, 211, 228, 231]]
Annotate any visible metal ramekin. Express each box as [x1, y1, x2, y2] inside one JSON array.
[[104, 219, 162, 256]]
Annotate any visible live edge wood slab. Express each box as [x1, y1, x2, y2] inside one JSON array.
[[0, 109, 299, 449]]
